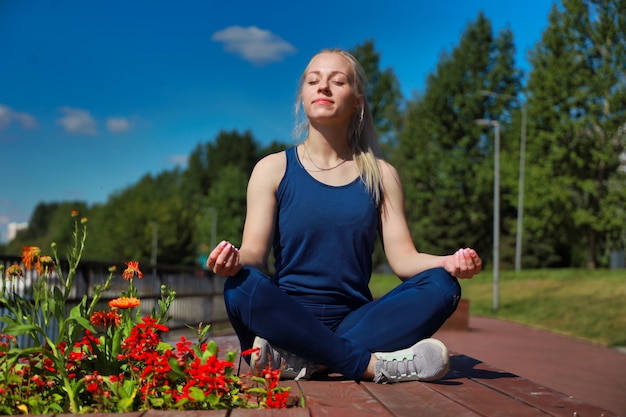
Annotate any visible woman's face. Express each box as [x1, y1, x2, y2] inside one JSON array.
[[301, 52, 361, 127]]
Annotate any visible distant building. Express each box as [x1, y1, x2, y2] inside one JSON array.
[[7, 222, 28, 242]]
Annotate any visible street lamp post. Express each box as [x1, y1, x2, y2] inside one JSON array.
[[476, 119, 500, 311], [516, 102, 527, 272], [480, 91, 527, 272]]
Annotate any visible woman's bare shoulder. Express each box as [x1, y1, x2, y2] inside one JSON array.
[[250, 149, 288, 185], [254, 149, 287, 171], [377, 158, 401, 183]]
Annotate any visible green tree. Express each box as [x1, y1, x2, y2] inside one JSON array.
[[525, 0, 626, 268], [181, 130, 260, 231], [185, 130, 267, 259], [351, 40, 403, 154], [259, 140, 289, 158], [6, 201, 90, 256], [182, 130, 259, 198], [86, 169, 196, 265], [202, 165, 249, 248], [7, 131, 283, 266], [396, 13, 523, 265]]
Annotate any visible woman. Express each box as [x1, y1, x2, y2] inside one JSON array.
[[207, 49, 482, 383]]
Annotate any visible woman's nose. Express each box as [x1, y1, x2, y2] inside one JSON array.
[[318, 80, 330, 93]]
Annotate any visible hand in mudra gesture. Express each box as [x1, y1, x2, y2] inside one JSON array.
[[443, 248, 482, 279]]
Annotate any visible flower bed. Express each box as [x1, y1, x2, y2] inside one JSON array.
[[0, 211, 291, 414]]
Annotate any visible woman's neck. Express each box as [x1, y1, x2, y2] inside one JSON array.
[[299, 125, 353, 173], [306, 125, 350, 155]]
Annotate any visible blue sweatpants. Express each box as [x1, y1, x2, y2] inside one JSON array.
[[223, 267, 461, 380]]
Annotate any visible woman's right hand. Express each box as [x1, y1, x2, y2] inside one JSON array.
[[207, 240, 242, 276], [443, 248, 482, 279]]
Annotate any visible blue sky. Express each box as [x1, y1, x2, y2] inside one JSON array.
[[0, 0, 555, 242]]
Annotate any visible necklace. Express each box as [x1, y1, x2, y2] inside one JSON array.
[[302, 142, 348, 172]]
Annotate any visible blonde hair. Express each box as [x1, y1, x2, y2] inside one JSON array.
[[293, 49, 383, 206]]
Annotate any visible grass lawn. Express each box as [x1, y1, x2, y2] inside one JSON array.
[[369, 269, 626, 347]]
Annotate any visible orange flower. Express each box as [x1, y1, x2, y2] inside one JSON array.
[[70, 209, 79, 217], [108, 297, 141, 309], [21, 246, 41, 270], [122, 261, 144, 280], [5, 264, 23, 280], [37, 255, 55, 275], [90, 310, 122, 328]]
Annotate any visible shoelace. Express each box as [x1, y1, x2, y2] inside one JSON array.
[[379, 356, 418, 381]]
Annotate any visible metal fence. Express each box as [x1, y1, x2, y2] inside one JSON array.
[[0, 256, 230, 347]]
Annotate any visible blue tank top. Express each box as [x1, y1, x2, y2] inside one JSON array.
[[272, 147, 379, 309]]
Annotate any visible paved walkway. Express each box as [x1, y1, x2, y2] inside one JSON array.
[[433, 316, 626, 416]]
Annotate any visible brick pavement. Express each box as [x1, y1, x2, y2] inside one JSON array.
[[434, 316, 626, 416]]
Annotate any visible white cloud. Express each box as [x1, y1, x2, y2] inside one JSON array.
[[107, 117, 131, 133], [0, 104, 37, 129], [168, 154, 188, 166], [57, 107, 98, 135], [211, 26, 296, 65]]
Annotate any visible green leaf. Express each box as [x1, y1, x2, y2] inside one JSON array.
[[198, 323, 212, 341], [53, 286, 64, 303], [188, 386, 206, 402], [149, 397, 165, 408], [225, 351, 237, 363], [112, 326, 123, 357], [69, 303, 83, 318], [157, 341, 173, 353], [1, 323, 41, 336], [206, 340, 218, 356], [167, 356, 187, 380], [117, 397, 135, 413]]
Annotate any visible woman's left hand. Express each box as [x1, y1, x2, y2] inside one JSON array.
[[444, 248, 482, 279], [207, 240, 242, 276]]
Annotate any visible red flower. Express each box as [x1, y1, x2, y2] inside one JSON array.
[[109, 297, 141, 309], [241, 347, 260, 357], [31, 374, 45, 389], [266, 389, 290, 408], [90, 310, 122, 328], [122, 261, 144, 280], [84, 372, 104, 394]]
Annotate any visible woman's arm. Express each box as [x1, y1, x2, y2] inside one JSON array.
[[207, 152, 286, 275], [379, 160, 482, 280]]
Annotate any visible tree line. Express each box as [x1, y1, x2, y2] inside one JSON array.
[[4, 1, 625, 270]]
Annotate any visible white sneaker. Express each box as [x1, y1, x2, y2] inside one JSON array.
[[250, 336, 317, 380], [373, 338, 450, 383]]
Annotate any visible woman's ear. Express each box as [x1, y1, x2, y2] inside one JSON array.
[[355, 95, 363, 110]]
